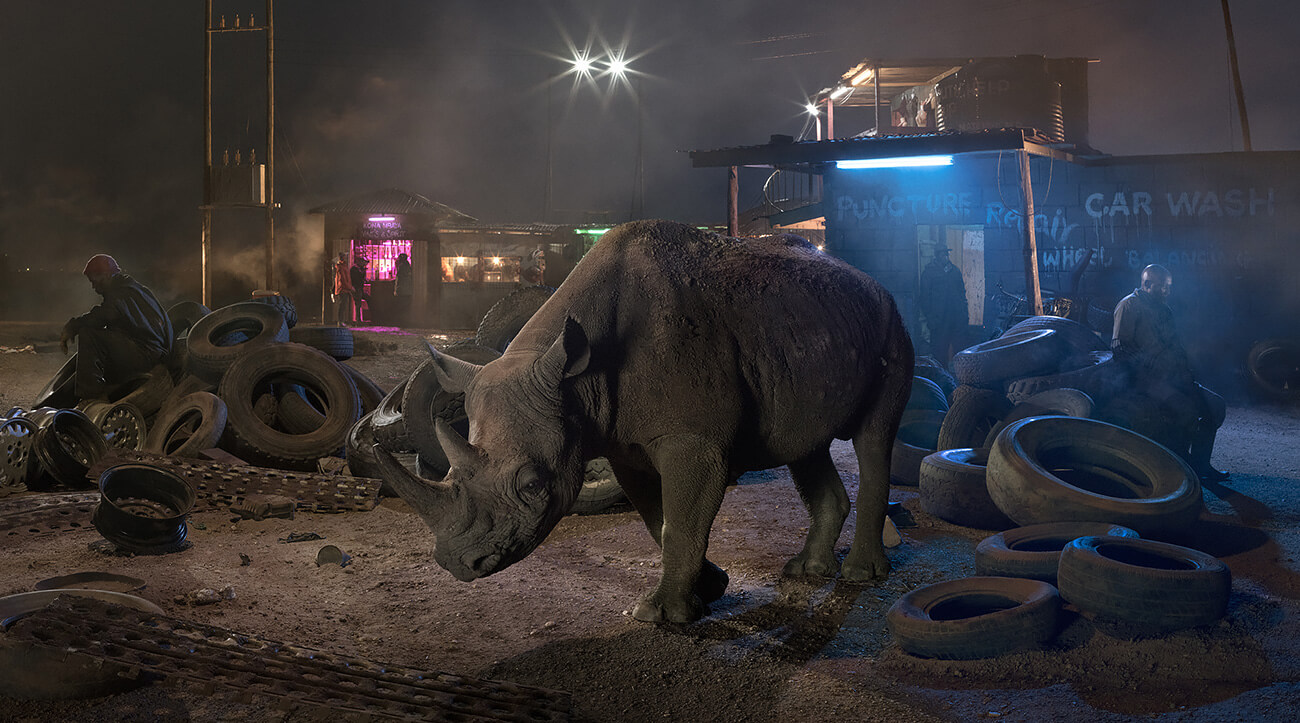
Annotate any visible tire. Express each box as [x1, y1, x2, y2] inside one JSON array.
[[475, 286, 555, 353], [0, 590, 164, 700], [218, 343, 361, 468], [157, 374, 218, 419], [186, 302, 290, 384], [984, 388, 1094, 447], [341, 363, 386, 414], [145, 391, 228, 458], [276, 384, 328, 435], [891, 410, 944, 486], [33, 354, 79, 409], [344, 410, 387, 483], [1057, 536, 1230, 634], [906, 376, 949, 413], [975, 522, 1139, 583], [250, 294, 298, 329], [401, 344, 503, 473], [290, 325, 354, 361], [937, 385, 1013, 451], [109, 364, 174, 418], [952, 329, 1065, 388], [1004, 351, 1123, 405], [918, 448, 1012, 530], [1246, 338, 1300, 401], [75, 400, 147, 451], [986, 416, 1203, 539], [1006, 315, 1108, 355], [914, 356, 958, 402], [166, 301, 211, 337], [570, 458, 628, 515], [886, 577, 1061, 660], [370, 379, 414, 452]]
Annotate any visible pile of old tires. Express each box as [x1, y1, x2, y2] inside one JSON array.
[[887, 519, 1231, 659], [885, 323, 1230, 658]]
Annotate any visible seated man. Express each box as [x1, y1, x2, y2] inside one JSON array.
[[1111, 264, 1228, 481], [61, 254, 173, 400]]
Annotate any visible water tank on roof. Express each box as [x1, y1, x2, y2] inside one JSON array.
[[935, 55, 1067, 143]]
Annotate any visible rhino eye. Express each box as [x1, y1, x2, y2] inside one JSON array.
[[518, 470, 548, 500]]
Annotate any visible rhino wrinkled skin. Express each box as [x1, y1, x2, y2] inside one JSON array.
[[375, 220, 914, 623]]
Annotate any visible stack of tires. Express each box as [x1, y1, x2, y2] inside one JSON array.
[[146, 298, 382, 472]]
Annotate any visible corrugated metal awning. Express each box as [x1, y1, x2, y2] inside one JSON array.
[[308, 188, 478, 223]]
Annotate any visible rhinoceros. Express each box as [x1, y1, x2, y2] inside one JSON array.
[[375, 220, 913, 623]]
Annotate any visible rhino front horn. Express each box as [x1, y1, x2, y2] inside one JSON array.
[[371, 445, 454, 527]]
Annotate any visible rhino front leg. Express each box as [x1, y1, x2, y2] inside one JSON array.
[[782, 446, 851, 578], [630, 435, 729, 624], [613, 457, 730, 609]]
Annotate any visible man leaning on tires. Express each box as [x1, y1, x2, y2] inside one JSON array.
[[1111, 264, 1228, 482], [60, 254, 173, 400]]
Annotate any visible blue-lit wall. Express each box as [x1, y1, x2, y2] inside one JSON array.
[[822, 150, 1300, 397]]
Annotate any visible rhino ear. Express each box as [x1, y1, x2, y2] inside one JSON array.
[[539, 316, 590, 384], [423, 341, 483, 393]]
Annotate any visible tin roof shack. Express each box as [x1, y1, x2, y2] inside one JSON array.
[[691, 57, 1298, 399], [309, 189, 585, 329]]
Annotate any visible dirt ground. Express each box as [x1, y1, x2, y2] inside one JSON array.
[[2, 324, 1300, 722]]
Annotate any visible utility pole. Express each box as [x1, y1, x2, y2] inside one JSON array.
[[202, 1, 277, 305], [1221, 0, 1252, 151]]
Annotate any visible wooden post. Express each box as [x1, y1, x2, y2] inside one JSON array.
[[1018, 150, 1043, 315], [264, 0, 276, 290], [727, 166, 739, 237], [201, 0, 212, 306], [826, 98, 834, 140], [1221, 0, 1252, 151]]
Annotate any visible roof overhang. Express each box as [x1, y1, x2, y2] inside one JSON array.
[[690, 128, 1080, 170]]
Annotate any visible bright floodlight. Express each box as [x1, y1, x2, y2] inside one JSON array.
[[836, 155, 954, 170], [572, 53, 595, 75], [608, 56, 628, 77], [805, 102, 819, 116]]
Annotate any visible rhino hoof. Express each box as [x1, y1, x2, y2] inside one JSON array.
[[839, 554, 891, 583], [782, 553, 839, 579], [632, 593, 704, 624], [695, 561, 729, 604]]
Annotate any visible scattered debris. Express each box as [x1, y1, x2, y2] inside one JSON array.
[[176, 585, 236, 606], [278, 531, 324, 544], [239, 553, 252, 566], [315, 544, 351, 567], [228, 493, 295, 521]]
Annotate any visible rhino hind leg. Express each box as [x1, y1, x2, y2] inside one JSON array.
[[841, 357, 913, 582], [782, 446, 851, 578]]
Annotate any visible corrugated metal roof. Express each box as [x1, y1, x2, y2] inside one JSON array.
[[307, 188, 478, 223]]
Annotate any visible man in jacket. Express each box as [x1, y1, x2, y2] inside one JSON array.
[[333, 251, 354, 326], [1112, 264, 1228, 481], [60, 254, 173, 400], [918, 245, 968, 366]]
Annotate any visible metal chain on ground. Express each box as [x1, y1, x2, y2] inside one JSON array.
[[87, 450, 382, 513], [11, 597, 572, 722]]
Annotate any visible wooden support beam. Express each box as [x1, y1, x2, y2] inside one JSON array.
[[1018, 150, 1043, 316], [727, 166, 739, 237]]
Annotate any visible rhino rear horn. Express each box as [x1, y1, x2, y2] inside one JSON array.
[[435, 418, 481, 472], [372, 445, 454, 526], [422, 341, 483, 393]]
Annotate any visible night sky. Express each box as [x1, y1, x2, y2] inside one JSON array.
[[2, 0, 1297, 300]]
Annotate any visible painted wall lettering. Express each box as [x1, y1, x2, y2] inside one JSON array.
[[835, 192, 976, 223]]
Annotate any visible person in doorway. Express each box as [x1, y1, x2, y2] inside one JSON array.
[[333, 251, 354, 326], [918, 245, 968, 367], [393, 252, 413, 327], [1112, 264, 1228, 482], [60, 254, 172, 400], [350, 255, 369, 324]]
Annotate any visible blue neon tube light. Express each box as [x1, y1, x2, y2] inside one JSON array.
[[835, 154, 954, 170]]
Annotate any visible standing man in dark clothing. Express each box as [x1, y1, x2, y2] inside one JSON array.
[[393, 252, 413, 327], [333, 251, 353, 326], [918, 245, 968, 367], [60, 254, 173, 400], [1112, 264, 1228, 481], [350, 255, 369, 324]]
